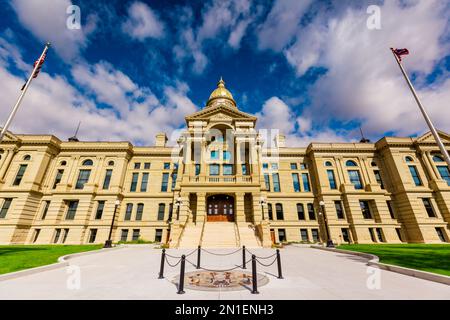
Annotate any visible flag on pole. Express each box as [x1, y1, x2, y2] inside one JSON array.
[[21, 53, 47, 90], [392, 48, 409, 61]]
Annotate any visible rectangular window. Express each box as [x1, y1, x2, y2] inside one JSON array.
[[120, 229, 129, 242], [300, 163, 308, 170], [409, 165, 422, 186], [264, 174, 270, 191], [267, 203, 273, 220], [422, 198, 436, 217], [13, 164, 27, 186], [395, 228, 403, 242], [242, 164, 248, 175], [387, 201, 395, 219], [278, 229, 286, 242], [271, 163, 278, 170], [290, 163, 298, 170], [307, 203, 315, 220], [223, 164, 233, 175], [302, 173, 311, 192], [437, 166, 450, 186], [53, 169, 64, 189], [95, 201, 105, 219], [136, 203, 144, 221], [0, 198, 12, 219], [134, 162, 141, 170], [360, 201, 372, 219], [376, 228, 385, 242], [435, 228, 447, 242], [157, 203, 165, 221], [155, 229, 163, 242], [161, 173, 169, 192], [144, 162, 151, 169], [62, 229, 69, 243], [102, 169, 112, 190], [132, 229, 140, 241], [373, 170, 384, 189], [223, 151, 231, 161], [130, 173, 139, 192], [369, 228, 376, 242], [300, 229, 308, 242], [32, 229, 40, 243], [272, 173, 281, 192], [262, 163, 268, 169], [53, 229, 61, 243], [334, 201, 345, 219], [209, 164, 219, 176], [275, 203, 284, 220], [171, 173, 177, 190], [75, 169, 91, 189], [65, 200, 79, 220], [195, 164, 201, 176], [311, 229, 319, 242], [140, 173, 149, 192], [41, 201, 50, 220], [124, 203, 133, 221], [297, 203, 305, 220], [348, 170, 363, 189], [210, 150, 218, 160], [163, 162, 170, 170], [327, 170, 337, 190], [88, 229, 97, 243], [292, 173, 300, 192], [341, 228, 350, 243]]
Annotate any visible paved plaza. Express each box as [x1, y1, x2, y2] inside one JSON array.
[[0, 245, 448, 300]]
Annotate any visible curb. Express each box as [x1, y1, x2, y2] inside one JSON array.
[[311, 245, 450, 286], [0, 245, 124, 282]]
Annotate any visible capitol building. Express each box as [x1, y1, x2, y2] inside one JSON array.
[[0, 79, 449, 247]]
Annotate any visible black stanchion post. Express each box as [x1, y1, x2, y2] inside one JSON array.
[[242, 245, 246, 269], [177, 255, 186, 294], [158, 248, 165, 279], [251, 254, 259, 294], [196, 245, 201, 269], [276, 249, 284, 279]]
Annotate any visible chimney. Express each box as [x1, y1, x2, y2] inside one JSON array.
[[155, 133, 168, 147], [276, 134, 286, 148]]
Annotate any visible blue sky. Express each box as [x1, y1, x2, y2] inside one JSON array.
[[0, 0, 449, 146]]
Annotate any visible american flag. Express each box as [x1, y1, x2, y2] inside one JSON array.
[[21, 53, 47, 90], [392, 48, 409, 61]]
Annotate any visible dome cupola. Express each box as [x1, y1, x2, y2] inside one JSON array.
[[206, 77, 236, 108]]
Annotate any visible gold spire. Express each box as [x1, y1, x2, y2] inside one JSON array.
[[206, 77, 236, 107]]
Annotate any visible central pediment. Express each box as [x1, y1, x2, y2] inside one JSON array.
[[185, 104, 257, 122]]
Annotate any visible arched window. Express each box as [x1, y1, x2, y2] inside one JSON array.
[[325, 161, 333, 167], [108, 160, 115, 166], [82, 159, 93, 166], [275, 203, 284, 220], [346, 160, 357, 167], [136, 203, 144, 221], [23, 155, 31, 161], [157, 203, 165, 221], [60, 160, 67, 166], [405, 156, 414, 162], [432, 155, 444, 162]]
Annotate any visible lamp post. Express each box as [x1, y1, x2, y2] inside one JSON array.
[[319, 200, 334, 248], [175, 197, 182, 220], [259, 196, 267, 220], [104, 199, 120, 248]]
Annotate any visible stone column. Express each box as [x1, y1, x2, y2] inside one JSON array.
[[423, 151, 439, 180], [235, 192, 246, 223], [235, 138, 242, 176], [196, 192, 206, 223], [0, 148, 14, 181], [251, 193, 263, 223]]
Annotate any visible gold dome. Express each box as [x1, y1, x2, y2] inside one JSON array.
[[206, 77, 236, 107]]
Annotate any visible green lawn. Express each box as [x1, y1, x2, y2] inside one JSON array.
[[0, 245, 102, 275], [337, 244, 450, 276]]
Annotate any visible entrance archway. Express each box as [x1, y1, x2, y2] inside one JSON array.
[[207, 194, 234, 222]]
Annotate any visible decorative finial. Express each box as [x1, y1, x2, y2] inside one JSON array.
[[218, 77, 225, 87]]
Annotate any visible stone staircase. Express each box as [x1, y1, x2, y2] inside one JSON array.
[[201, 222, 239, 248], [236, 223, 261, 248], [177, 223, 203, 248]]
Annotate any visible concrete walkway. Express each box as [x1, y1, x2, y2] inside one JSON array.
[[0, 245, 448, 299]]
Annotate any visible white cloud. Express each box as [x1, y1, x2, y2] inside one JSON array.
[[122, 1, 165, 41], [257, 0, 313, 51], [11, 0, 96, 61], [0, 40, 197, 145]]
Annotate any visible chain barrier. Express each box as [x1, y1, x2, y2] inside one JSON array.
[[255, 256, 278, 267], [201, 247, 242, 256], [165, 248, 197, 259], [165, 255, 182, 268], [245, 248, 277, 260], [185, 257, 253, 273]]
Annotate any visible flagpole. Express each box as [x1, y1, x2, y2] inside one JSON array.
[[0, 42, 51, 141], [390, 48, 450, 169]]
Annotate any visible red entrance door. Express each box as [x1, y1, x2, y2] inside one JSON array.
[[207, 195, 234, 222]]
